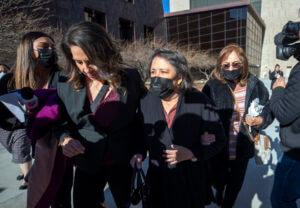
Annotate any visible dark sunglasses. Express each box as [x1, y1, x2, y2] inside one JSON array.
[[221, 62, 242, 70]]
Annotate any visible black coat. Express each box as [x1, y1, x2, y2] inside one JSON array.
[[202, 74, 273, 160], [140, 89, 226, 208], [270, 62, 300, 161], [50, 69, 145, 172]]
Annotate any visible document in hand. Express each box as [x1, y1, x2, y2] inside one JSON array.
[[0, 91, 26, 123]]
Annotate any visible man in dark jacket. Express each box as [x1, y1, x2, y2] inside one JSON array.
[[270, 62, 300, 208], [269, 64, 284, 89]]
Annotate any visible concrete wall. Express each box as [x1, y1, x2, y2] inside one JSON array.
[[169, 0, 190, 12], [260, 0, 300, 78], [54, 0, 166, 40]]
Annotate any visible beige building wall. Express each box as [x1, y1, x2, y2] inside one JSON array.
[[260, 0, 300, 78], [169, 0, 190, 12]]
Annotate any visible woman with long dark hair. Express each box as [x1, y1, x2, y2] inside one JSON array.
[[131, 48, 226, 208], [50, 22, 144, 208], [202, 44, 273, 208], [0, 31, 58, 189], [0, 32, 73, 208]]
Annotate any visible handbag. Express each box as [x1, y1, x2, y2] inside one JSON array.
[[227, 85, 271, 165], [125, 164, 150, 208]]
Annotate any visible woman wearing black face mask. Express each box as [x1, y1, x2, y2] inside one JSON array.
[[202, 44, 273, 208], [130, 48, 226, 208], [0, 32, 73, 207]]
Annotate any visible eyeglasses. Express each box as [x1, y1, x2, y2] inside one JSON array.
[[221, 62, 242, 70]]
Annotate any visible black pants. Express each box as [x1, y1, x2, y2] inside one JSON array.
[[221, 158, 249, 208], [51, 165, 73, 208], [73, 164, 132, 208]]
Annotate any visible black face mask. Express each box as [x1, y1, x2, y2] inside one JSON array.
[[37, 48, 57, 68], [150, 77, 175, 99], [221, 68, 243, 81]]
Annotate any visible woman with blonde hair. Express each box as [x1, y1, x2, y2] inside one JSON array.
[[202, 43, 273, 208]]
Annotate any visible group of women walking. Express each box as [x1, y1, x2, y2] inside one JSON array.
[[0, 21, 273, 208]]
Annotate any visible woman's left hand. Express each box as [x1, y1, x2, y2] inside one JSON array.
[[164, 144, 195, 165], [245, 115, 263, 126]]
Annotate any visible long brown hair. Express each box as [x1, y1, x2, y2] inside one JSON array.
[[13, 32, 56, 89], [212, 43, 249, 86], [61, 22, 123, 90]]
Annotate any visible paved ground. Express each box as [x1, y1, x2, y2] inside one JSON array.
[[0, 79, 299, 208]]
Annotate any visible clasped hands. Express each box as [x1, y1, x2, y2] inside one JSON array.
[[130, 131, 216, 168]]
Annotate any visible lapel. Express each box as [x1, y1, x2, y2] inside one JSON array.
[[169, 93, 183, 130], [244, 74, 258, 115], [67, 83, 87, 120], [90, 83, 109, 112]]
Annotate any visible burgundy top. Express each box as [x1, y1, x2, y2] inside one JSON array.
[[92, 89, 119, 128], [89, 89, 120, 165], [163, 103, 178, 129]]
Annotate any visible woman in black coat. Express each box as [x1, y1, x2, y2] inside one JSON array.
[[202, 44, 274, 208], [131, 48, 226, 208], [51, 22, 144, 208]]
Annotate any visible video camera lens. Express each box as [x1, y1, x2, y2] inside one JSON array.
[[276, 43, 300, 61], [275, 21, 300, 61]]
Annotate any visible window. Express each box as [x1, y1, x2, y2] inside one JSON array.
[[84, 8, 106, 29], [119, 18, 134, 42], [123, 0, 134, 3], [144, 26, 154, 40]]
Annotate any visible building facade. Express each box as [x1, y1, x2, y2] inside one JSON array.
[[55, 0, 166, 41], [0, 0, 166, 66], [260, 0, 300, 78], [165, 0, 264, 76]]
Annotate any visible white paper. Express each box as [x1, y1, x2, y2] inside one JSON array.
[[0, 92, 26, 123]]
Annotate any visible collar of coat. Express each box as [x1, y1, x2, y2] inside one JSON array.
[[209, 73, 260, 112]]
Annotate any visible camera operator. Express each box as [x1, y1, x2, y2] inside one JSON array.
[[270, 23, 300, 208], [269, 64, 284, 89]]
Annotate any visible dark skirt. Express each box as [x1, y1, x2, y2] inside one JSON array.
[[146, 160, 214, 208]]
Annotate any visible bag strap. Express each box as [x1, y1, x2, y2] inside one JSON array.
[[130, 164, 138, 193], [227, 84, 256, 143]]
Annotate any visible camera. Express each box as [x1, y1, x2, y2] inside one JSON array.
[[274, 21, 300, 61]]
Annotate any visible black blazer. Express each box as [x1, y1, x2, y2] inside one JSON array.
[[139, 89, 226, 207], [50, 69, 145, 172], [202, 73, 274, 160]]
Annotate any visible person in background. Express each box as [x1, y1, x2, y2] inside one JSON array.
[[269, 64, 284, 89], [0, 32, 72, 208], [0, 63, 10, 79], [202, 44, 273, 208], [131, 48, 226, 208], [50, 22, 144, 208]]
